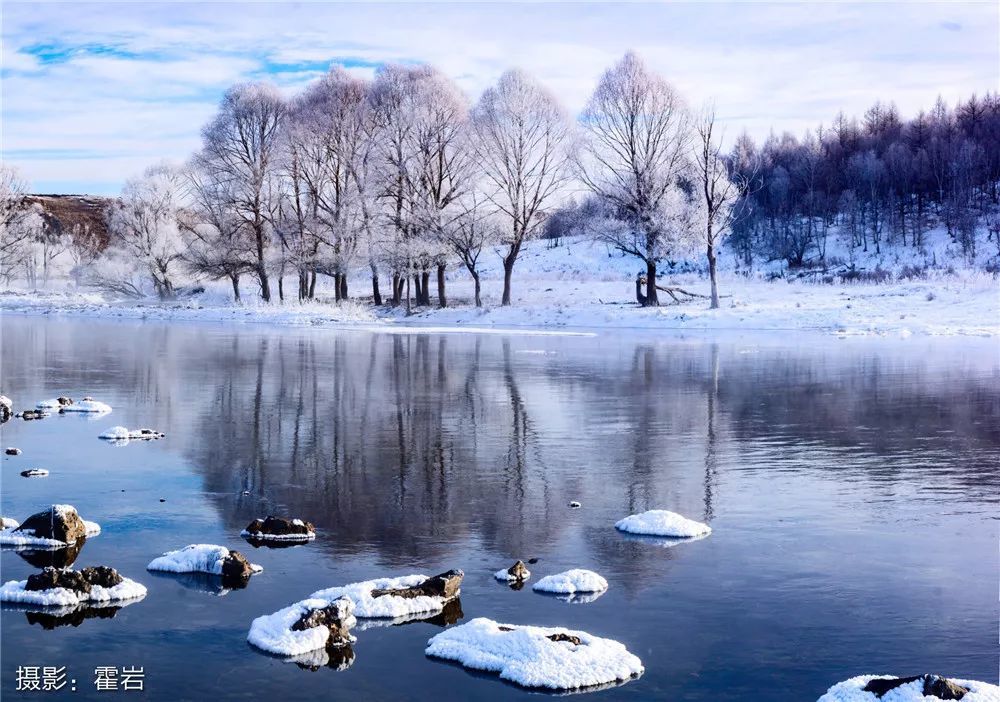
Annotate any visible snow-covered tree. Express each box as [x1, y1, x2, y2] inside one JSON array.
[[441, 191, 499, 307], [103, 163, 186, 299], [692, 106, 750, 308], [196, 82, 286, 301], [576, 52, 692, 305], [472, 69, 570, 306], [0, 165, 42, 284]]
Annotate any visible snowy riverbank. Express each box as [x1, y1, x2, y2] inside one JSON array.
[[2, 235, 997, 337]]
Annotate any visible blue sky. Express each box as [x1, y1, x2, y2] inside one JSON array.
[[2, 1, 997, 195]]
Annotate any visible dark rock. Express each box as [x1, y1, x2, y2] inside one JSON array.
[[569, 501, 582, 508], [15, 506, 88, 544], [80, 566, 123, 589], [527, 558, 539, 564], [26, 567, 92, 594], [220, 550, 255, 583], [547, 633, 582, 646], [20, 410, 48, 421], [371, 569, 463, 601], [56, 397, 74, 407], [291, 598, 354, 648], [21, 469, 48, 478], [863, 675, 969, 700], [498, 625, 515, 632], [159, 499, 166, 502], [0, 394, 12, 422], [6, 447, 21, 456], [244, 515, 315, 538], [506, 560, 530, 581]]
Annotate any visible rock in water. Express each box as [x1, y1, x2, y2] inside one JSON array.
[[57, 397, 74, 407], [495, 560, 531, 582], [6, 447, 21, 456], [0, 394, 12, 422], [15, 506, 88, 544], [371, 569, 463, 601], [862, 675, 969, 700], [220, 550, 256, 582], [242, 516, 316, 540], [291, 598, 355, 648], [24, 566, 123, 594], [20, 469, 49, 478]]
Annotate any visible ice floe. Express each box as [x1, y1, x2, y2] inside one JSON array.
[[247, 597, 356, 657], [817, 674, 1000, 702], [532, 569, 608, 597], [425, 617, 643, 691], [310, 571, 462, 619], [0, 573, 146, 607], [146, 544, 262, 577], [614, 510, 712, 538]]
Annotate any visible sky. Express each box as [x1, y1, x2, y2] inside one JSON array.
[[2, 1, 997, 196]]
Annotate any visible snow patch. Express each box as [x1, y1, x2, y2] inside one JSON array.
[[247, 597, 356, 657], [0, 575, 147, 607], [146, 544, 262, 575], [494, 568, 531, 582], [310, 574, 451, 619], [817, 675, 1000, 702], [532, 569, 608, 596], [425, 617, 643, 690], [614, 510, 712, 538], [39, 398, 112, 414], [1, 518, 20, 529]]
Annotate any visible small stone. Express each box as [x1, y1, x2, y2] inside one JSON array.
[[20, 469, 48, 478], [5, 447, 22, 456], [546, 632, 582, 646], [569, 501, 582, 508], [527, 557, 539, 565], [159, 498, 166, 502], [863, 675, 969, 700], [506, 560, 530, 581], [291, 598, 354, 648]]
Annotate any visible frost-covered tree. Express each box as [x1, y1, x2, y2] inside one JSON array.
[[197, 82, 286, 301], [441, 192, 499, 307], [692, 107, 749, 308], [0, 165, 42, 283], [103, 163, 186, 299], [472, 69, 570, 306], [576, 52, 692, 305]]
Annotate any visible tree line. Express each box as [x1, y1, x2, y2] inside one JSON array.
[[1, 53, 997, 308]]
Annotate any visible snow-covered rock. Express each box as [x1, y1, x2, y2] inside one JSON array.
[[310, 571, 462, 619], [247, 597, 356, 657], [242, 516, 315, 542], [1, 517, 20, 529], [39, 397, 112, 414], [614, 510, 712, 538], [425, 617, 643, 690], [98, 426, 164, 444], [495, 560, 531, 582], [20, 469, 49, 478], [817, 674, 1000, 701], [6, 447, 22, 455], [0, 505, 100, 547], [146, 544, 262, 578], [0, 568, 146, 607], [532, 569, 608, 596]]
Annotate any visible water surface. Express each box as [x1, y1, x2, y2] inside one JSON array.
[[1, 316, 997, 700]]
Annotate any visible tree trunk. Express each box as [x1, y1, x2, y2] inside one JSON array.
[[436, 263, 446, 308], [472, 270, 481, 307], [405, 276, 412, 316], [230, 273, 241, 302], [392, 273, 401, 305], [277, 275, 284, 302], [371, 272, 382, 305], [339, 274, 348, 300], [502, 258, 515, 306], [334, 273, 343, 302], [258, 266, 271, 303], [708, 243, 719, 309], [644, 260, 659, 306], [420, 271, 430, 306], [412, 274, 422, 305]]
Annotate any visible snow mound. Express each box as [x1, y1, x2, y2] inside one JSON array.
[[1, 518, 20, 529], [532, 569, 608, 595], [817, 675, 1000, 702], [310, 574, 450, 619], [247, 597, 356, 657], [98, 426, 164, 446], [614, 510, 712, 538], [146, 544, 262, 575], [0, 575, 147, 607], [425, 617, 643, 690], [39, 398, 112, 414]]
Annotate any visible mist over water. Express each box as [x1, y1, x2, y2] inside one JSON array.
[[1, 316, 997, 701]]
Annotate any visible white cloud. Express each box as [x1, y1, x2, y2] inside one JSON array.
[[2, 1, 997, 195]]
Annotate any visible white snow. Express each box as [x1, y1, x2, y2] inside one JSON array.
[[146, 544, 262, 575], [0, 506, 101, 547], [98, 426, 163, 446], [425, 617, 643, 690], [0, 574, 147, 607], [38, 398, 112, 414], [532, 569, 608, 596], [310, 574, 454, 619], [817, 675, 1000, 702], [494, 567, 531, 582], [1, 518, 19, 529], [247, 596, 356, 657], [3, 232, 997, 338], [614, 510, 712, 538]]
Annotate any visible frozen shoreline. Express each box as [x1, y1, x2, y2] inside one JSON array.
[[2, 273, 996, 339]]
